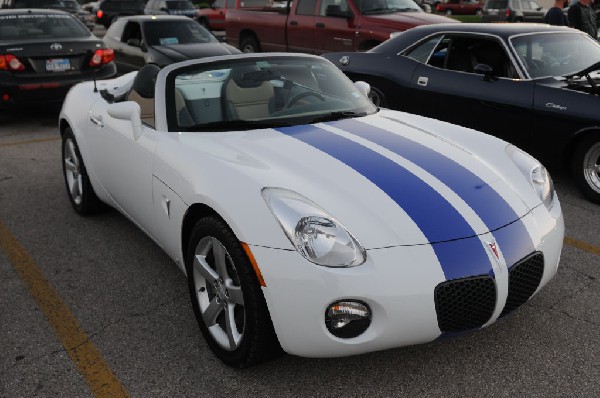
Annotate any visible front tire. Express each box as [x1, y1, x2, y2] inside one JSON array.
[[239, 35, 260, 53], [61, 128, 104, 215], [186, 216, 281, 367], [572, 135, 600, 203]]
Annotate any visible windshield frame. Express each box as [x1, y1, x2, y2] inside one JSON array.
[[163, 55, 378, 133]]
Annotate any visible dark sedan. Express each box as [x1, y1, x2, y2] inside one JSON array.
[[323, 23, 600, 203], [103, 15, 240, 74], [0, 9, 116, 109]]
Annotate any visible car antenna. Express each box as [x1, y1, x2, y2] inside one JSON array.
[[93, 70, 98, 93]]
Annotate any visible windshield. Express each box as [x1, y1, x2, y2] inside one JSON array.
[[355, 0, 421, 14], [510, 32, 600, 78], [0, 13, 89, 40], [143, 21, 217, 46], [167, 57, 377, 132]]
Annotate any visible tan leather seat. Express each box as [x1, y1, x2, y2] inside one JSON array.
[[224, 69, 274, 120], [127, 90, 155, 127]]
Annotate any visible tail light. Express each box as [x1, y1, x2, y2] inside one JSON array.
[[96, 10, 104, 19], [0, 54, 25, 71], [506, 9, 510, 16], [436, 5, 441, 11], [89, 49, 114, 67]]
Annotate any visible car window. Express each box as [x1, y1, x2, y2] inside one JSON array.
[[405, 35, 443, 64], [213, 0, 225, 7], [166, 0, 194, 9], [0, 12, 90, 40], [521, 0, 530, 9], [485, 0, 508, 8], [297, 0, 317, 15], [143, 20, 217, 45], [167, 57, 377, 131], [510, 32, 600, 78], [425, 35, 519, 78], [121, 21, 142, 45], [318, 0, 349, 16], [529, 0, 540, 9], [226, 0, 235, 7]]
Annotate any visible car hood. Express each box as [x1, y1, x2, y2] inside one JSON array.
[[156, 112, 539, 249], [151, 43, 240, 62], [361, 11, 458, 29]]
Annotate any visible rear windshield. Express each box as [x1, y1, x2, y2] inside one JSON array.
[[485, 0, 508, 8], [0, 13, 90, 40], [166, 0, 195, 9], [143, 20, 217, 46]]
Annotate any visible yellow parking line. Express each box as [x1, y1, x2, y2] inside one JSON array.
[[564, 236, 600, 256], [0, 136, 61, 148], [0, 220, 129, 398]]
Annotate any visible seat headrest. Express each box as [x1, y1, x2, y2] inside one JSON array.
[[132, 64, 161, 99]]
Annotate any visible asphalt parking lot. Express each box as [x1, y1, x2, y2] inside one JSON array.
[[1, 99, 599, 397]]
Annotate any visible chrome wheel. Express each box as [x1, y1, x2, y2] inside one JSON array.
[[583, 141, 600, 195], [64, 138, 83, 206], [192, 236, 245, 351]]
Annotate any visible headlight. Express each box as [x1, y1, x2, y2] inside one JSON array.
[[506, 145, 555, 210], [262, 188, 366, 267]]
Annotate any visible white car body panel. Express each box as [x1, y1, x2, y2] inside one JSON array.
[[59, 54, 564, 358]]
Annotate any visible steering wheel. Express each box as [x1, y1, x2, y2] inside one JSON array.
[[284, 91, 325, 109]]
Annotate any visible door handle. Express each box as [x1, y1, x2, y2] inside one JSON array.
[[90, 115, 103, 127], [316, 22, 325, 28], [290, 20, 298, 25]]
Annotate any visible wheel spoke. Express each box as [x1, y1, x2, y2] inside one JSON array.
[[193, 254, 218, 284], [70, 178, 79, 198], [212, 238, 228, 279], [64, 158, 77, 173], [224, 304, 239, 349], [202, 297, 223, 327], [226, 283, 244, 305]]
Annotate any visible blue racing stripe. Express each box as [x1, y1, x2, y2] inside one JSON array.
[[276, 124, 492, 280], [328, 118, 535, 268]]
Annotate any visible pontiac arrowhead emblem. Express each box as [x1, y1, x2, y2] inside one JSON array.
[[488, 242, 500, 259], [50, 43, 62, 51]]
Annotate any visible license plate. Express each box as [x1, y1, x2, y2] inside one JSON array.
[[488, 9, 498, 15], [46, 58, 70, 72]]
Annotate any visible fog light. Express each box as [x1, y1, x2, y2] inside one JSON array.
[[325, 300, 371, 338]]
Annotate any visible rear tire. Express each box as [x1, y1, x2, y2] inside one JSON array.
[[475, 8, 483, 16], [239, 35, 260, 53], [186, 216, 282, 367], [61, 128, 105, 215], [572, 135, 600, 204]]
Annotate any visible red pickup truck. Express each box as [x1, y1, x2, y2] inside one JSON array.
[[225, 0, 457, 54], [197, 0, 271, 30]]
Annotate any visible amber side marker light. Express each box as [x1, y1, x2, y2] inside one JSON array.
[[241, 242, 266, 287]]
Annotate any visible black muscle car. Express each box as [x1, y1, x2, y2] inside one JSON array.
[[323, 23, 600, 204], [103, 15, 239, 74]]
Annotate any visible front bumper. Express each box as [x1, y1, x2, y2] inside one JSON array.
[[252, 202, 564, 358], [0, 63, 116, 109]]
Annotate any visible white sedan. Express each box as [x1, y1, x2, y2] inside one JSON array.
[[59, 53, 564, 367]]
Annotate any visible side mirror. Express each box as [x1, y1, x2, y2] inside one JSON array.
[[107, 101, 143, 140], [474, 63, 496, 81], [127, 38, 141, 47], [354, 81, 371, 98]]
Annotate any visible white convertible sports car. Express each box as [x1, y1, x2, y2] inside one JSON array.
[[59, 53, 564, 367]]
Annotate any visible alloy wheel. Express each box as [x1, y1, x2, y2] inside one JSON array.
[[64, 138, 83, 205], [583, 141, 600, 194]]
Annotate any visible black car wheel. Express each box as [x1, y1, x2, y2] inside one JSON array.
[[368, 85, 388, 108], [572, 135, 600, 204], [62, 128, 105, 215], [239, 35, 260, 53], [185, 216, 281, 367]]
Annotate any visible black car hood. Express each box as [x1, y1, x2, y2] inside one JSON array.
[[151, 43, 239, 62]]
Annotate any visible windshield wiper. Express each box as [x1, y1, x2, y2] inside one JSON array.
[[564, 60, 600, 79], [309, 111, 368, 124], [181, 119, 293, 132]]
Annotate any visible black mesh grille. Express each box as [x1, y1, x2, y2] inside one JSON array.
[[435, 276, 497, 333], [500, 252, 545, 317]]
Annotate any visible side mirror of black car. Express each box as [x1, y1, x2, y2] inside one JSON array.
[[474, 63, 496, 81]]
